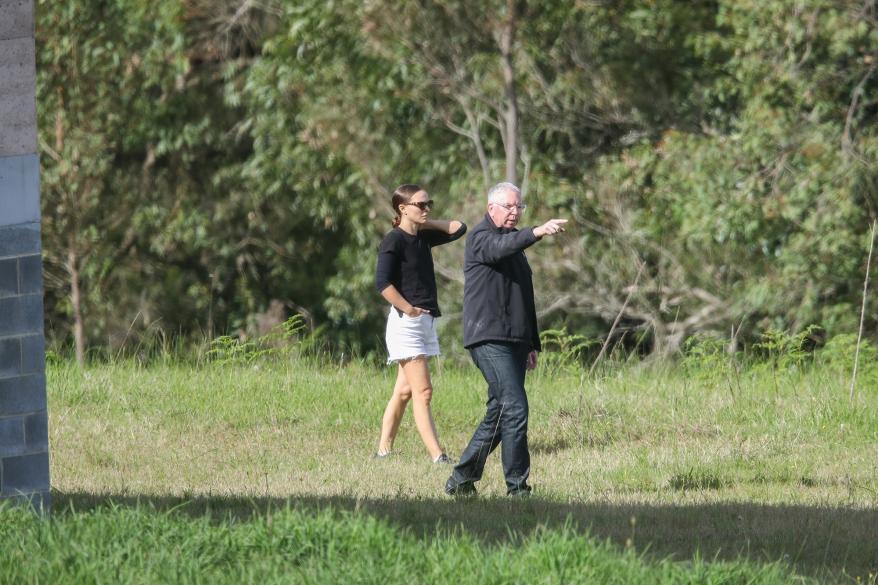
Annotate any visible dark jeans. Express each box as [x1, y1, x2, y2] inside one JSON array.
[[449, 341, 530, 494]]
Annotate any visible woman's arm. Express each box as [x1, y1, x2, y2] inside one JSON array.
[[379, 285, 430, 317], [420, 220, 467, 247], [421, 219, 464, 234]]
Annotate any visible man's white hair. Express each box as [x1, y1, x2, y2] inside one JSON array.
[[487, 182, 521, 204]]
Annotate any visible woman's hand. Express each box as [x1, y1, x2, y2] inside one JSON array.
[[405, 306, 431, 318], [379, 285, 431, 318]]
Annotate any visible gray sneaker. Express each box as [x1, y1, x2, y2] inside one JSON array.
[[372, 451, 392, 460], [433, 453, 455, 464]]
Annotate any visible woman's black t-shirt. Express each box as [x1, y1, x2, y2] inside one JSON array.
[[375, 224, 467, 316]]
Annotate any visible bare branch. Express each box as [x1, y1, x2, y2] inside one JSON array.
[[460, 99, 491, 191], [589, 263, 645, 375], [842, 59, 876, 155], [432, 258, 465, 286]]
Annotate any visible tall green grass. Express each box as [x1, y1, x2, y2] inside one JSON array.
[[0, 503, 807, 584]]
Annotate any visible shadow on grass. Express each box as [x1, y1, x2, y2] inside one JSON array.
[[53, 490, 877, 581]]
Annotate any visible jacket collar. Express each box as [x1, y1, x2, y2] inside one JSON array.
[[483, 212, 517, 234]]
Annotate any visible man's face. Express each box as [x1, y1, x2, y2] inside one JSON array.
[[487, 189, 523, 229]]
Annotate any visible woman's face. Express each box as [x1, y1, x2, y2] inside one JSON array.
[[400, 189, 432, 224]]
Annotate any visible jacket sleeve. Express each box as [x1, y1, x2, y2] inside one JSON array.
[[469, 227, 540, 264], [530, 313, 542, 352]]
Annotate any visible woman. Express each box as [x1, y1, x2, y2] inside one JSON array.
[[374, 184, 466, 463]]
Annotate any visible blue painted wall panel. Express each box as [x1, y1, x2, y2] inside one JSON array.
[[0, 154, 39, 227]]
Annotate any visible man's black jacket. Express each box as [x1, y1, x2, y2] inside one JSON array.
[[462, 214, 542, 351]]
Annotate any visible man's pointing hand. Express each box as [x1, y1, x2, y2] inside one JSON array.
[[534, 219, 568, 238]]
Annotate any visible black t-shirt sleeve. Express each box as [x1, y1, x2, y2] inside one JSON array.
[[375, 232, 401, 293], [421, 222, 467, 247]]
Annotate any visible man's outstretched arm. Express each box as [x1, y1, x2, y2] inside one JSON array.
[[471, 218, 569, 264]]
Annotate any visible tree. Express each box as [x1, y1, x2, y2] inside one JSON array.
[[548, 0, 878, 351], [37, 0, 188, 363]]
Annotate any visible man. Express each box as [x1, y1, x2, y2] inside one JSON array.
[[445, 182, 567, 497]]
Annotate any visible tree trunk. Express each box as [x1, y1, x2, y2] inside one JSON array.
[[67, 243, 85, 367], [55, 90, 64, 152], [57, 92, 85, 366], [57, 96, 86, 366], [498, 0, 519, 184]]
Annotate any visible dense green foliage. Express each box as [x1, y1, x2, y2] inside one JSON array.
[[36, 0, 878, 356]]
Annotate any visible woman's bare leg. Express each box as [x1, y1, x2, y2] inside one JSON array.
[[378, 365, 412, 454], [400, 357, 443, 459]]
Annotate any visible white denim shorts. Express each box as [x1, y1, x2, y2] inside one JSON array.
[[385, 307, 440, 363]]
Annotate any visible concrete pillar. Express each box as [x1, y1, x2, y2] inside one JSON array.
[[0, 0, 51, 511]]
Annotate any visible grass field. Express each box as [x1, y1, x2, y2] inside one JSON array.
[[4, 345, 878, 583]]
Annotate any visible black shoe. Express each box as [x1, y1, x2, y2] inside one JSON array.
[[507, 485, 532, 498], [445, 478, 477, 497], [433, 453, 456, 464]]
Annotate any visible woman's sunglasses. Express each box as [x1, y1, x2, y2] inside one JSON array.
[[406, 200, 434, 211]]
